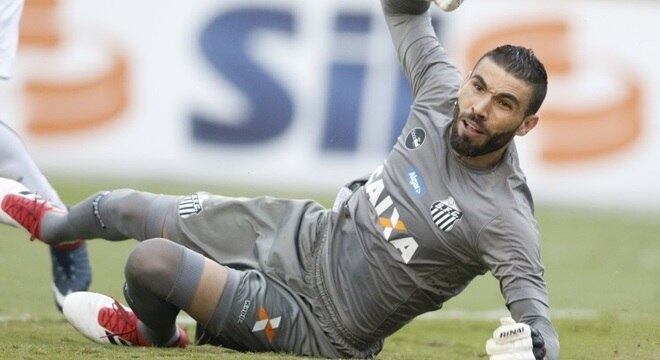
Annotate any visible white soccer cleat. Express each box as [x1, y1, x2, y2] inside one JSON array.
[[63, 291, 134, 346], [0, 177, 30, 227], [434, 0, 465, 12], [63, 291, 188, 347], [0, 176, 64, 241]]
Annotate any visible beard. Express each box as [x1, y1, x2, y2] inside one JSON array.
[[449, 104, 517, 158]]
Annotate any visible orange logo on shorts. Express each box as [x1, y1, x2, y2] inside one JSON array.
[[251, 306, 281, 343]]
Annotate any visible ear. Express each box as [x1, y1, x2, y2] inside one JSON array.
[[516, 114, 539, 136]]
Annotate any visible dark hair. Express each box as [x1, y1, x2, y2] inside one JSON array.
[[477, 45, 548, 116]]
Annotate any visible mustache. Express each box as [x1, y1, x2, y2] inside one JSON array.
[[457, 112, 488, 134]]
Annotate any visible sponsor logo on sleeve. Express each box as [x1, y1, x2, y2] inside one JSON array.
[[406, 167, 426, 197], [430, 197, 463, 232], [405, 128, 426, 150]]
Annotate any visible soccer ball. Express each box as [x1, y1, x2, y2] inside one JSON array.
[[434, 0, 464, 12]]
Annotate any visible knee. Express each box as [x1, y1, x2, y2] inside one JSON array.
[[124, 238, 181, 285], [0, 123, 25, 160]]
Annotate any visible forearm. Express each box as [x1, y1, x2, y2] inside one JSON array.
[[509, 299, 560, 360], [380, 0, 460, 114], [380, 0, 435, 70]]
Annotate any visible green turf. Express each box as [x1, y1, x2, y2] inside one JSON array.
[[1, 317, 658, 359], [0, 177, 659, 359]]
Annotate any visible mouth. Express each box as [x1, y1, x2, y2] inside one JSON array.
[[460, 119, 485, 136]]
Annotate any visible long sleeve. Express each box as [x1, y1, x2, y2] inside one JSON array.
[[478, 214, 559, 359], [509, 298, 560, 360], [380, 0, 461, 117]]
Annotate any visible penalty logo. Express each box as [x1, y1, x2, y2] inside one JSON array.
[[178, 193, 207, 218], [430, 197, 463, 232]]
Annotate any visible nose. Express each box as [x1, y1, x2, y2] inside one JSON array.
[[471, 95, 490, 120]]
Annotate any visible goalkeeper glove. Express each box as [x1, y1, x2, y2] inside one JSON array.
[[485, 317, 546, 360]]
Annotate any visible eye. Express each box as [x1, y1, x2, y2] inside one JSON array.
[[473, 82, 484, 92], [496, 99, 513, 110]]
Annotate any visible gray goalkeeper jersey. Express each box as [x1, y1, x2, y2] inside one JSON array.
[[318, 0, 552, 354]]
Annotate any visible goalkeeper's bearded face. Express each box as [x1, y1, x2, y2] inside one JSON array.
[[450, 53, 544, 158]]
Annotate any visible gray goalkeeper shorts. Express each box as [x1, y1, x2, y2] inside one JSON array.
[[169, 193, 348, 358]]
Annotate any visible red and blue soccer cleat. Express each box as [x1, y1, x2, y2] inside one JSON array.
[[0, 177, 92, 311], [50, 242, 92, 311]]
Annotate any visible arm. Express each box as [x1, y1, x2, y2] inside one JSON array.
[[380, 0, 461, 116], [509, 299, 560, 360], [478, 216, 560, 359]]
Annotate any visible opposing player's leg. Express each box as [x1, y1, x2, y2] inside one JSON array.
[[0, 123, 65, 208], [0, 122, 91, 310]]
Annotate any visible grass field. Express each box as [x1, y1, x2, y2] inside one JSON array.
[[0, 177, 659, 359]]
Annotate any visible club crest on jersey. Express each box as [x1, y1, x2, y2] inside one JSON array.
[[365, 164, 419, 264], [430, 197, 463, 232], [178, 193, 208, 218]]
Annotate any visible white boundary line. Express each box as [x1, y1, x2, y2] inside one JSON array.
[[0, 314, 32, 323]]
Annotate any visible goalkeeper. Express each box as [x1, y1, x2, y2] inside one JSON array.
[[0, 0, 558, 358]]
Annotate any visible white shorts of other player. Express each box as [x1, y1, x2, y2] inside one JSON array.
[[0, 0, 25, 80]]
